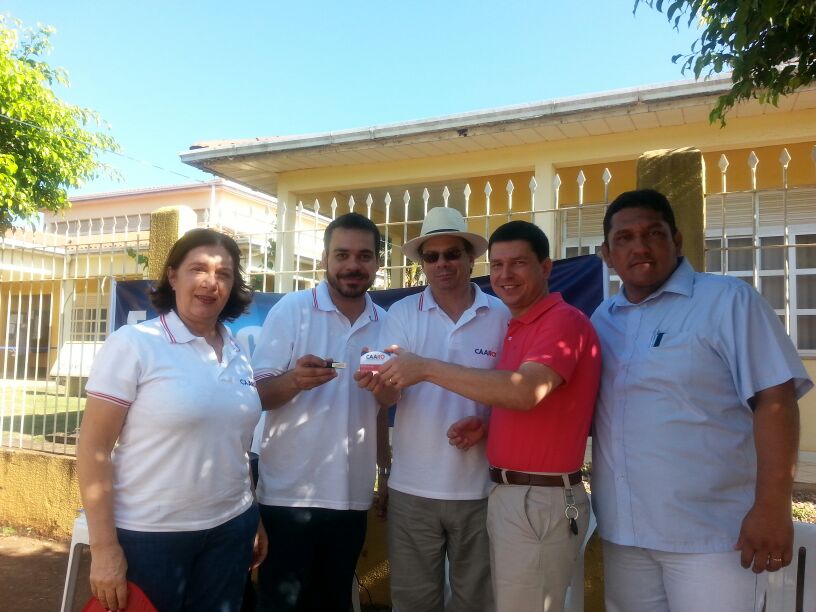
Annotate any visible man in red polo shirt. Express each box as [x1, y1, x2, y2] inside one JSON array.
[[378, 220, 601, 612]]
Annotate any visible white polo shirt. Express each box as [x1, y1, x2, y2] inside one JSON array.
[[381, 284, 510, 500], [252, 280, 386, 511], [85, 310, 261, 532]]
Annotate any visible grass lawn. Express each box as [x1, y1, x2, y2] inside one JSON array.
[[0, 381, 85, 443], [793, 491, 816, 523]]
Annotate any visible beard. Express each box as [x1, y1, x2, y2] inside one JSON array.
[[326, 270, 374, 299]]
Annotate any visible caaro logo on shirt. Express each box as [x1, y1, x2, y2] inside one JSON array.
[[239, 378, 256, 387], [474, 348, 497, 358]]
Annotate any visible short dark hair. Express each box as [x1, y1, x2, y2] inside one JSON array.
[[488, 221, 549, 261], [323, 213, 382, 258], [603, 189, 678, 244], [151, 228, 252, 322]]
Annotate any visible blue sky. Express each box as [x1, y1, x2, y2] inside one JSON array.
[[4, 1, 702, 194]]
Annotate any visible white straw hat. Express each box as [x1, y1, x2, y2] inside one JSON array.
[[402, 207, 488, 262]]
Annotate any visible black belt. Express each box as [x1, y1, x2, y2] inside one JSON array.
[[489, 467, 582, 487]]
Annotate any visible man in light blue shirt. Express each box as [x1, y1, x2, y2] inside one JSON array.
[[591, 189, 812, 612]]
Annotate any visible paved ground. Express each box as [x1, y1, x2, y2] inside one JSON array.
[[0, 529, 389, 611], [0, 530, 91, 611]]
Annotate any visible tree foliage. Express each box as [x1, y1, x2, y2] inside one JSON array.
[[635, 0, 816, 124], [0, 16, 118, 229]]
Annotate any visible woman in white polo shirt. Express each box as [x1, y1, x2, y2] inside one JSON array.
[[77, 229, 265, 611]]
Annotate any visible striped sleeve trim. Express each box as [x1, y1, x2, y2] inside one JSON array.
[[86, 391, 132, 408], [254, 371, 279, 382]]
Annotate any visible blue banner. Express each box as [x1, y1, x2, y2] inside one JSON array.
[[114, 254, 603, 339]]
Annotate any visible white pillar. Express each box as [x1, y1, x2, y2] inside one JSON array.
[[532, 159, 558, 256], [274, 188, 299, 293]]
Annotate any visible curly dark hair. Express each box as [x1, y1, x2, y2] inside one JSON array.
[[150, 228, 252, 322]]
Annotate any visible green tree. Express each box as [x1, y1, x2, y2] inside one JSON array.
[[636, 0, 816, 124], [0, 16, 118, 229]]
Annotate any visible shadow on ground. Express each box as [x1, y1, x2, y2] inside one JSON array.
[[0, 532, 91, 611]]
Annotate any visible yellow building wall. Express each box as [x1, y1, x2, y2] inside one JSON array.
[[278, 108, 816, 198], [0, 448, 81, 539], [801, 359, 816, 452], [46, 188, 214, 223]]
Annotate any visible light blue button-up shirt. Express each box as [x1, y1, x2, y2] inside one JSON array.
[[591, 258, 812, 553]]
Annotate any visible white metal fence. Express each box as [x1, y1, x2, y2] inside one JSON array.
[[1, 147, 814, 455]]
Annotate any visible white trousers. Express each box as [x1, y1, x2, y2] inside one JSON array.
[[603, 540, 768, 612]]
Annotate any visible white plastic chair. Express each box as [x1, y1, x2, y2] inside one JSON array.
[[764, 520, 816, 612], [60, 512, 89, 612], [352, 573, 362, 612], [565, 502, 597, 612]]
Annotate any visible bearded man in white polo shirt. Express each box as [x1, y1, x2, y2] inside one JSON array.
[[357, 207, 509, 612], [252, 213, 386, 612]]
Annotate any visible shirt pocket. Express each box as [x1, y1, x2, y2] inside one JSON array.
[[635, 330, 694, 393]]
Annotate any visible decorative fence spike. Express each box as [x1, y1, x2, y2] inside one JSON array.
[[463, 184, 472, 217], [577, 170, 586, 189], [366, 194, 373, 218], [442, 186, 450, 207], [506, 179, 514, 221], [348, 195, 355, 213], [779, 148, 791, 169], [718, 154, 729, 173], [422, 188, 430, 216], [384, 193, 391, 270], [602, 168, 612, 203], [748, 151, 759, 190], [330, 198, 337, 219], [529, 177, 537, 223]]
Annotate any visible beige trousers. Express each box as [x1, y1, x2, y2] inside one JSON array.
[[388, 488, 494, 612], [486, 483, 589, 612]]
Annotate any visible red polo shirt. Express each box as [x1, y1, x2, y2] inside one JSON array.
[[486, 292, 601, 473]]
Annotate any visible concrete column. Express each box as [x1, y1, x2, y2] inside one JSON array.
[[532, 160, 559, 255], [273, 188, 299, 293], [146, 206, 197, 279], [637, 148, 705, 272]]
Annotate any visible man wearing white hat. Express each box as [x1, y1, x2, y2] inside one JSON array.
[[356, 207, 509, 612], [376, 220, 602, 612]]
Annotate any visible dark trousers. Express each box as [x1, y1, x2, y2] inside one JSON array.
[[117, 504, 259, 612], [255, 504, 367, 612]]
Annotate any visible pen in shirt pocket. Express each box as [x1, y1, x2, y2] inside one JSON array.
[[651, 330, 666, 347]]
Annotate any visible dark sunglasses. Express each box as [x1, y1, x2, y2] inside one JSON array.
[[420, 248, 463, 263]]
